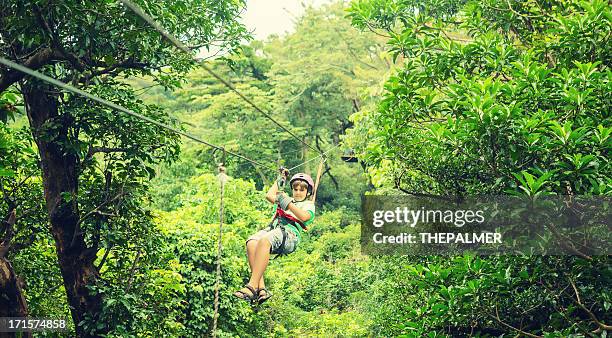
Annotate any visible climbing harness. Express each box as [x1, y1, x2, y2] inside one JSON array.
[[267, 158, 326, 257]]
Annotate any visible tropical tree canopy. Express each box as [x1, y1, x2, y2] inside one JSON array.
[[0, 0, 609, 336]]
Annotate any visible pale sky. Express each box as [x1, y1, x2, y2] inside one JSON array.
[[241, 0, 334, 40], [197, 0, 334, 59]]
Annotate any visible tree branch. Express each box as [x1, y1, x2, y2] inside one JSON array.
[[544, 221, 592, 260], [77, 192, 125, 228], [95, 245, 113, 271], [364, 21, 392, 38], [125, 249, 142, 293], [538, 280, 591, 337], [33, 4, 86, 73], [314, 136, 339, 190], [394, 169, 455, 202], [0, 48, 60, 93], [490, 305, 543, 338], [394, 183, 454, 201], [321, 166, 339, 190], [567, 277, 612, 332], [79, 59, 148, 83], [83, 146, 131, 164], [342, 38, 380, 70]]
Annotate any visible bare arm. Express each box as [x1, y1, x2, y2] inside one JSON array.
[[286, 203, 312, 223], [265, 182, 279, 203], [266, 184, 312, 222]]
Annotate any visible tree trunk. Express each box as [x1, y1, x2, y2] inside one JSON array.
[[0, 210, 32, 338], [23, 82, 104, 337], [0, 258, 32, 338]]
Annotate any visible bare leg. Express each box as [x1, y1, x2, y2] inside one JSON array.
[[248, 239, 271, 289], [246, 240, 265, 289]]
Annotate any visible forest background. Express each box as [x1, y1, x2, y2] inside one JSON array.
[[0, 0, 610, 337]]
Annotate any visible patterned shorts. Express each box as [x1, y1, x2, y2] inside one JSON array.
[[246, 226, 298, 255]]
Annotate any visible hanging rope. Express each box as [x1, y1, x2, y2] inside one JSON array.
[[311, 158, 326, 203], [212, 153, 228, 337]]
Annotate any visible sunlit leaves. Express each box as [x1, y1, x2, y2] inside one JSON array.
[[510, 169, 556, 197]]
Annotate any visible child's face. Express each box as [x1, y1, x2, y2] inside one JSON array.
[[291, 182, 308, 201]]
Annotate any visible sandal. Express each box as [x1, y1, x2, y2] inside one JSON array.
[[233, 284, 257, 303], [257, 288, 273, 304]]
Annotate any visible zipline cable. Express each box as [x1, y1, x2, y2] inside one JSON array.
[[288, 143, 341, 171], [0, 56, 277, 172], [0, 55, 344, 181], [119, 0, 322, 156]]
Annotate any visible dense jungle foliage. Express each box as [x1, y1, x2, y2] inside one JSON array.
[[0, 0, 610, 337]]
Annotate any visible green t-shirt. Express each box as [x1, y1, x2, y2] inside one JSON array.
[[274, 199, 315, 242]]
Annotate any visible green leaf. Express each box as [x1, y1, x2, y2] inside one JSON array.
[[0, 168, 15, 177]]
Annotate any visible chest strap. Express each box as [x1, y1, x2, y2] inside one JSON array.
[[274, 207, 308, 231]]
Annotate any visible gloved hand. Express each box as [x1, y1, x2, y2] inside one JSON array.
[[276, 192, 293, 210]]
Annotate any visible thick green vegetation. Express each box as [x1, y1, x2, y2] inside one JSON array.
[[0, 0, 610, 337], [345, 0, 611, 336]]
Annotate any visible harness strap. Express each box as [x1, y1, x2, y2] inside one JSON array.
[[269, 208, 300, 258], [274, 207, 308, 230], [269, 202, 311, 258], [271, 226, 288, 258]]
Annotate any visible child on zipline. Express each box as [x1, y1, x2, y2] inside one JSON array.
[[233, 170, 315, 304]]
